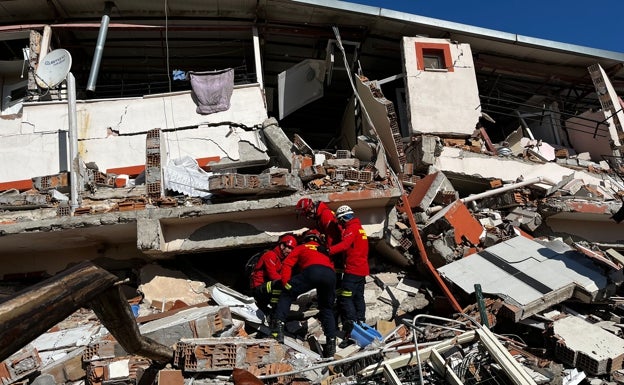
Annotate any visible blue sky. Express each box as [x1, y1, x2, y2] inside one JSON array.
[[351, 1, 624, 53]]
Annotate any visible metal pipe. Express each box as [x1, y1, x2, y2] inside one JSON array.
[[67, 72, 80, 212], [86, 2, 113, 92], [252, 26, 264, 89], [404, 314, 474, 385], [427, 176, 555, 215]]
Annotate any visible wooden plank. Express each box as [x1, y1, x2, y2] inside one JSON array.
[[0, 261, 118, 362], [0, 261, 174, 364], [90, 286, 174, 364]]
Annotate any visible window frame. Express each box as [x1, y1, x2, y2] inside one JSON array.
[[415, 42, 454, 72]]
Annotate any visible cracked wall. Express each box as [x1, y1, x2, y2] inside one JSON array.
[[0, 84, 268, 182]]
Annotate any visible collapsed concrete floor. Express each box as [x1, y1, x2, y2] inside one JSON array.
[[1, 116, 624, 385]]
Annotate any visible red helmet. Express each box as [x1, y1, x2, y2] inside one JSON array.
[[302, 229, 322, 243], [279, 234, 297, 249], [296, 198, 314, 217]]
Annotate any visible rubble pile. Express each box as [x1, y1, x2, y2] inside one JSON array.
[[2, 5, 624, 385], [1, 72, 624, 385], [0, 249, 624, 385], [1, 116, 624, 384]]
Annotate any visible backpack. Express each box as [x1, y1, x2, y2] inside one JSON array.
[[244, 249, 269, 283]]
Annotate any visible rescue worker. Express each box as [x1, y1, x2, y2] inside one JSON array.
[[249, 234, 298, 319], [295, 198, 342, 247], [295, 197, 345, 276], [329, 205, 369, 348], [271, 229, 337, 358]]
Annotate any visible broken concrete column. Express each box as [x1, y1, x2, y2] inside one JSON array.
[[406, 135, 443, 172], [505, 207, 542, 232], [262, 118, 295, 170], [407, 171, 456, 212], [423, 200, 484, 249], [136, 216, 163, 255]]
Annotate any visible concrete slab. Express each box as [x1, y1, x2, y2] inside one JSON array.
[[437, 235, 608, 320]]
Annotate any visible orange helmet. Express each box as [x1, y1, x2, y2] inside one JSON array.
[[279, 234, 297, 249], [295, 198, 314, 218]]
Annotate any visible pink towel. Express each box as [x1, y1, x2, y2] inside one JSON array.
[[189, 68, 234, 114]]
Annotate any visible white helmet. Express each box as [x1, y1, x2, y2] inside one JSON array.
[[335, 205, 354, 221]]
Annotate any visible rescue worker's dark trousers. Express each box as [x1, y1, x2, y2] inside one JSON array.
[[252, 280, 283, 316], [274, 265, 337, 339], [338, 273, 366, 325]]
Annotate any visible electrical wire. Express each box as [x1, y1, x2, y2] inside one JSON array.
[[331, 26, 380, 145]]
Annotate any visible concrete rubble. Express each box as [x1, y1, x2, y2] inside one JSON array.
[[1, 89, 624, 384], [0, 8, 623, 385]]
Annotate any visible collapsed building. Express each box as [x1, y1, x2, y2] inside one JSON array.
[[0, 1, 623, 385]]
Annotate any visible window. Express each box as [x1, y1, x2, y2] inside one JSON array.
[[415, 43, 454, 72], [10, 86, 27, 101], [423, 49, 444, 70], [2, 81, 28, 115]]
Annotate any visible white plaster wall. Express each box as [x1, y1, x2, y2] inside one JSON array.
[[566, 110, 614, 162], [356, 77, 402, 173], [401, 37, 481, 136], [436, 147, 608, 187], [82, 125, 267, 172], [0, 84, 268, 181], [0, 128, 64, 179], [546, 216, 624, 244]]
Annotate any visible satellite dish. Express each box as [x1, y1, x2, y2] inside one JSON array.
[[35, 49, 72, 88]]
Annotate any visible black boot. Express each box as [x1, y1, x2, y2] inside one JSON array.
[[338, 335, 353, 349], [270, 319, 285, 343], [339, 320, 354, 348], [323, 337, 336, 358]]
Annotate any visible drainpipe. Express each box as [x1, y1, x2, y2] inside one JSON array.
[[86, 2, 114, 92], [67, 72, 80, 212]]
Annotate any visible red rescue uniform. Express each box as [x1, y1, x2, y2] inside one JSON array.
[[280, 242, 334, 286], [314, 201, 342, 247], [250, 245, 285, 289], [329, 217, 369, 277]]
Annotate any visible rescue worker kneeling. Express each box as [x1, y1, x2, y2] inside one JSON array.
[[249, 234, 297, 320], [271, 229, 337, 358]]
